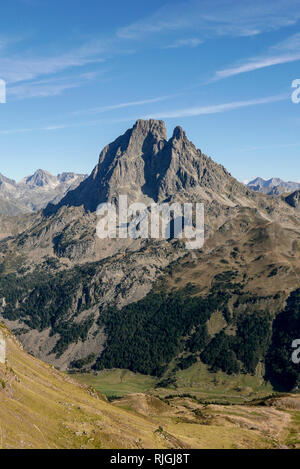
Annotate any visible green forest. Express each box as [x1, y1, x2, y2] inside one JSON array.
[[266, 289, 300, 391], [0, 257, 299, 390], [95, 288, 226, 376]]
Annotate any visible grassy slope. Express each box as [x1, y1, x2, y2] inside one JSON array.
[[1, 324, 299, 449], [0, 324, 185, 449]]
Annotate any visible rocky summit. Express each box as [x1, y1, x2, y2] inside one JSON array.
[[45, 119, 252, 214], [0, 120, 299, 397]]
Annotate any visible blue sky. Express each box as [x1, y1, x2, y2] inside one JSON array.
[[0, 0, 300, 182]]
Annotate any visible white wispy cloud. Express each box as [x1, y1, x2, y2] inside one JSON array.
[[215, 54, 300, 79], [0, 35, 24, 51], [0, 48, 105, 85], [0, 92, 288, 136], [143, 93, 288, 119], [2, 1, 300, 102], [71, 95, 176, 116], [213, 32, 300, 80], [163, 38, 202, 49], [0, 120, 104, 135], [8, 71, 100, 99], [117, 0, 300, 41], [1, 0, 300, 102], [0, 34, 131, 99], [0, 127, 34, 135]]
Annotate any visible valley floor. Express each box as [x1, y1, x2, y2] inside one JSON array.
[[73, 365, 274, 404], [71, 368, 300, 449]]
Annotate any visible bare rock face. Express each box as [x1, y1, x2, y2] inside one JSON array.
[[156, 125, 234, 204], [285, 190, 300, 210], [46, 119, 168, 212], [97, 118, 168, 205], [45, 119, 252, 214]]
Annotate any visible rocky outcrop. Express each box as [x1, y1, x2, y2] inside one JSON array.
[[285, 190, 300, 210]]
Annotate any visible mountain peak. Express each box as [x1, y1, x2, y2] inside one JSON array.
[[133, 118, 167, 139], [22, 169, 57, 188], [44, 119, 245, 214], [172, 125, 185, 140]]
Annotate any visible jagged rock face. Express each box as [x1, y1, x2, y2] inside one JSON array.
[[46, 119, 168, 212], [285, 190, 300, 210], [97, 119, 168, 205], [156, 126, 234, 203], [46, 119, 251, 214]]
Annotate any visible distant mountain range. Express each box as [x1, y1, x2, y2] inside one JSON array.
[[0, 169, 87, 215], [246, 177, 300, 195], [1, 168, 298, 217]]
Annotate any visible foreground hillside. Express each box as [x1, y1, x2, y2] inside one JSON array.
[[0, 323, 299, 449], [0, 323, 182, 449]]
